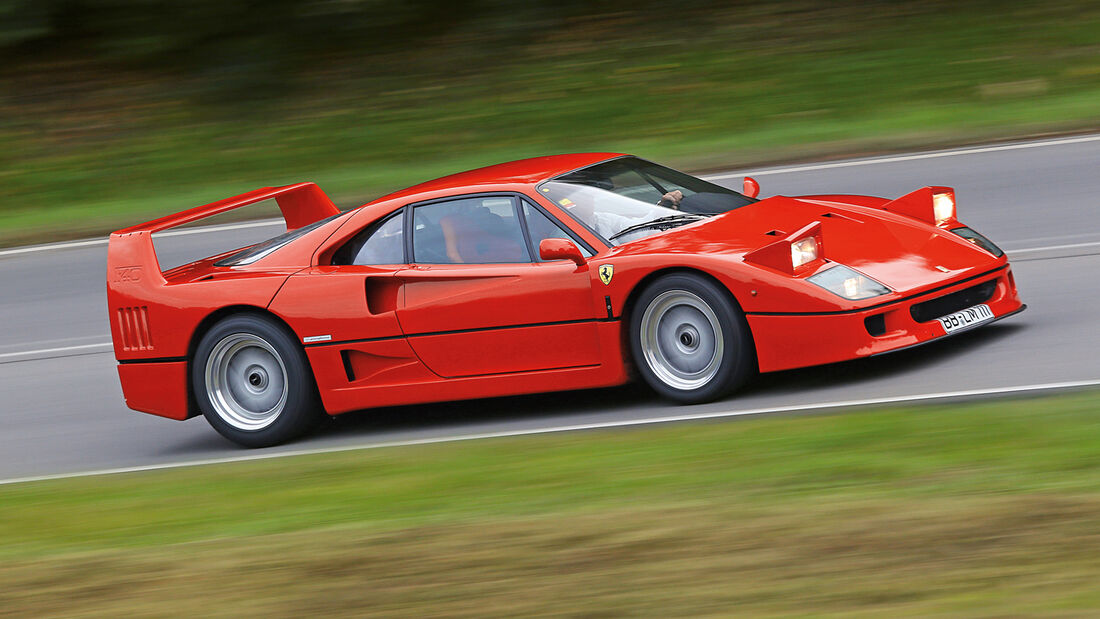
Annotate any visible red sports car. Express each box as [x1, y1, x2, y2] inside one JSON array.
[[107, 154, 1025, 446]]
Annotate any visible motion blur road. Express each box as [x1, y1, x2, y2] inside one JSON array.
[[2, 135, 1099, 481]]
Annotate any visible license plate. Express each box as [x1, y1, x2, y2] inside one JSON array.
[[937, 304, 995, 334]]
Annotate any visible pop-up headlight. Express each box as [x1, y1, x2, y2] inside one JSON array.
[[744, 221, 824, 274], [808, 265, 891, 300], [790, 237, 819, 269], [882, 186, 957, 227], [932, 191, 956, 226]]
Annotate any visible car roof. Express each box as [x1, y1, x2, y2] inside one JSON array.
[[371, 152, 624, 204]]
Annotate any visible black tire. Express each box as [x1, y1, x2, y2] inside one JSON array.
[[192, 313, 323, 447], [629, 273, 755, 403]]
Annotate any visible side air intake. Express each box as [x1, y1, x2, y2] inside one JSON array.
[[117, 306, 154, 351]]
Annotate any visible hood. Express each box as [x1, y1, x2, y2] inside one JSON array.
[[611, 195, 1001, 294]]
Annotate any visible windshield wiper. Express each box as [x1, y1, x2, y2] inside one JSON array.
[[608, 214, 708, 241]]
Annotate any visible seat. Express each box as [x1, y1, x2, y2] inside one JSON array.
[[439, 210, 526, 263]]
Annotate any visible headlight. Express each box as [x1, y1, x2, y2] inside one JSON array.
[[808, 265, 891, 300], [932, 191, 955, 225], [790, 237, 818, 269], [950, 227, 1004, 257]]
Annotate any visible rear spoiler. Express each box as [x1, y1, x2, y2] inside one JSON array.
[[108, 182, 339, 283], [114, 182, 338, 236]]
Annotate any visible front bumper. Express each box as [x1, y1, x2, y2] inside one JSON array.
[[746, 265, 1024, 373]]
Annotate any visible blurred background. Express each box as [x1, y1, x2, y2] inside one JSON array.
[[4, 3, 1100, 615], [1, 0, 1097, 245]]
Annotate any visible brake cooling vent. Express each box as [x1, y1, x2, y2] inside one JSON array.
[[117, 306, 154, 351], [910, 280, 997, 323]]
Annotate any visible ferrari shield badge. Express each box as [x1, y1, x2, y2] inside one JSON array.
[[598, 264, 614, 285]]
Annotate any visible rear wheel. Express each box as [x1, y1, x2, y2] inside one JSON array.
[[193, 314, 322, 447], [629, 273, 754, 403]]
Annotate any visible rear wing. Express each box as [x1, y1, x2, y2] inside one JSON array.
[[114, 182, 338, 236], [108, 182, 340, 284]]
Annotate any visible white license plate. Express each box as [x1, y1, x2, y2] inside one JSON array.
[[937, 304, 995, 334]]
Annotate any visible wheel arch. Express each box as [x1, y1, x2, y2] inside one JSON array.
[[185, 305, 308, 418], [620, 266, 758, 372]]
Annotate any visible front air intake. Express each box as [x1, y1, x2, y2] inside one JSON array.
[[117, 306, 154, 351], [910, 280, 997, 323], [864, 313, 886, 336]]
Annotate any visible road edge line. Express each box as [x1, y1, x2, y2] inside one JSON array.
[[704, 133, 1100, 180], [2, 378, 1098, 487]]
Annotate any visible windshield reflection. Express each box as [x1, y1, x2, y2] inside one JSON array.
[[539, 157, 755, 244]]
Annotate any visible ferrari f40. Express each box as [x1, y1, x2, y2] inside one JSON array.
[[107, 154, 1025, 446]]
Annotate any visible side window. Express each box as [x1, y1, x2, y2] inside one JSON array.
[[332, 211, 405, 265], [522, 202, 594, 260], [413, 196, 531, 264]]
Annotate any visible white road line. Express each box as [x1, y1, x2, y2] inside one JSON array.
[[2, 378, 1098, 487], [704, 133, 1100, 180], [153, 219, 283, 238], [0, 238, 107, 256], [0, 342, 113, 362], [0, 219, 283, 258], [1004, 240, 1100, 255]]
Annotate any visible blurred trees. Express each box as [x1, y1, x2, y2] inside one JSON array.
[[0, 0, 680, 66], [0, 0, 702, 98]]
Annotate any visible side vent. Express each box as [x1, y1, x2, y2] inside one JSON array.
[[364, 276, 401, 315], [117, 306, 154, 351], [340, 350, 356, 382]]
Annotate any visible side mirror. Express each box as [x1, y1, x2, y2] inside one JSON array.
[[743, 176, 760, 199], [539, 238, 586, 266]]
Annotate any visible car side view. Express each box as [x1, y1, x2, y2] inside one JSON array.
[[107, 154, 1025, 446]]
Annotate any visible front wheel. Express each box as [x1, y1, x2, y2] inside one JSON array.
[[193, 314, 323, 447], [629, 273, 754, 403]]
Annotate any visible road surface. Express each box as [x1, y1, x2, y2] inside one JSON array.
[[2, 134, 1099, 482]]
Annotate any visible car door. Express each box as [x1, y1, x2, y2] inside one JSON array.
[[269, 207, 448, 413], [396, 194, 602, 378]]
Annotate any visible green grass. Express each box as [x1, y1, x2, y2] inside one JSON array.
[[2, 1, 1099, 245], [3, 391, 1100, 616]]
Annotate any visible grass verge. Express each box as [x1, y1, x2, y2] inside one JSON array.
[[2, 391, 1100, 615], [2, 2, 1100, 245]]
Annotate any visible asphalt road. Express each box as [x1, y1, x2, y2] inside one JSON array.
[[2, 134, 1099, 481]]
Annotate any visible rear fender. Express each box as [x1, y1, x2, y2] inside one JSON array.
[[107, 182, 336, 361]]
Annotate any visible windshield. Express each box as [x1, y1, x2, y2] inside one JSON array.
[[215, 212, 345, 266], [539, 157, 756, 245]]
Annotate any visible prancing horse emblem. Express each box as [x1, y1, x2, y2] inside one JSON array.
[[598, 264, 614, 285]]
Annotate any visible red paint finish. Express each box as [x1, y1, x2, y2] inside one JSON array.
[[269, 266, 405, 345], [314, 321, 628, 415], [408, 322, 601, 378], [116, 361, 191, 420], [396, 262, 601, 376], [107, 154, 1024, 423], [748, 267, 1022, 372]]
